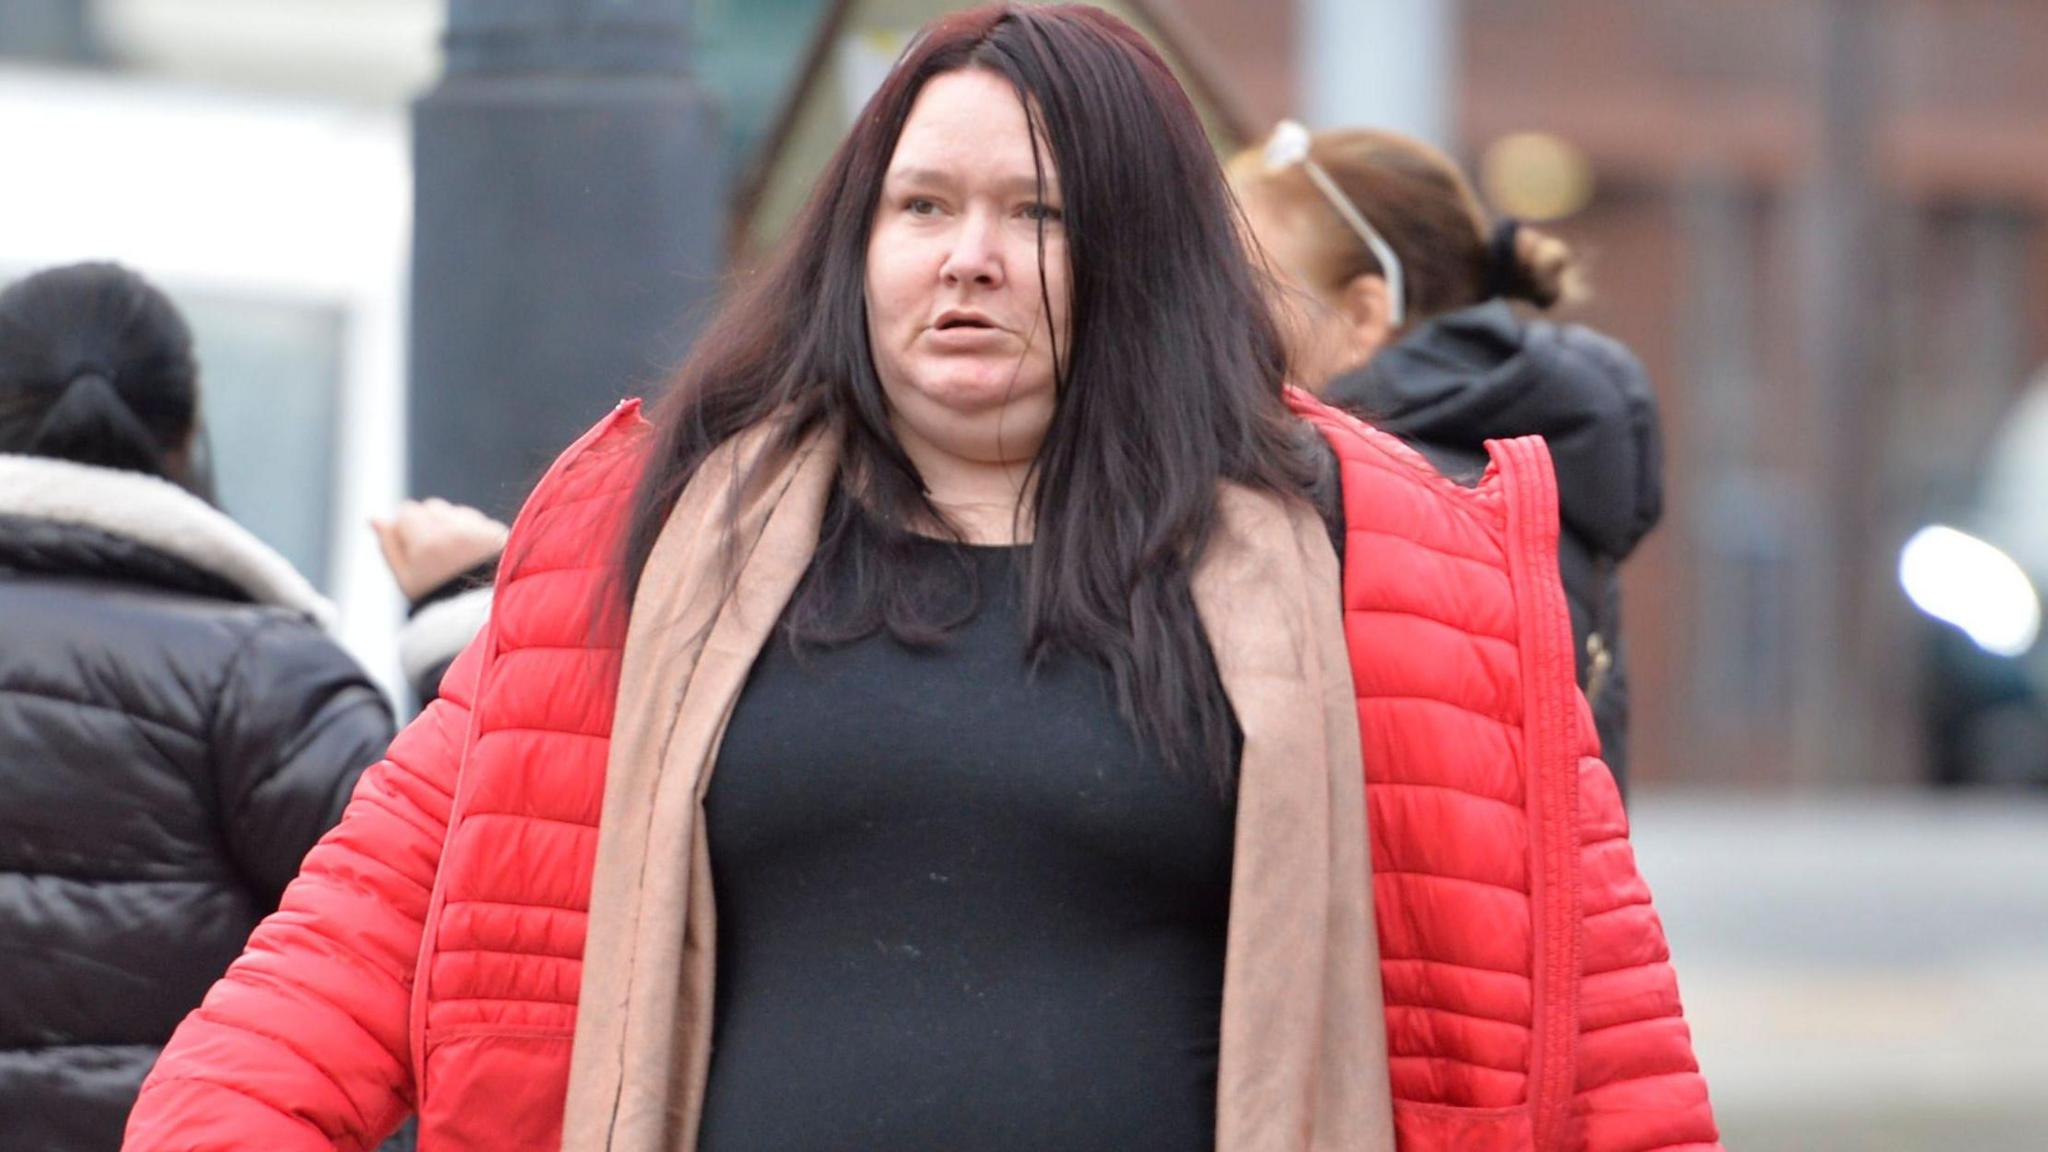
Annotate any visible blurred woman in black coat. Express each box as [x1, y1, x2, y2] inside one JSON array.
[[0, 263, 395, 1151]]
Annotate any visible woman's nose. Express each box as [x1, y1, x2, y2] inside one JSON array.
[[940, 214, 1004, 289]]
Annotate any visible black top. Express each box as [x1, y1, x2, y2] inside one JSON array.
[[699, 538, 1236, 1152]]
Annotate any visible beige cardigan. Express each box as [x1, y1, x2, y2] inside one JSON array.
[[561, 425, 1395, 1152]]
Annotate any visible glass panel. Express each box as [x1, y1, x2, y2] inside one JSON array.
[[173, 289, 347, 592]]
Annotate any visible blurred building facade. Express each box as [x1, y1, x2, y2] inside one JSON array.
[[1451, 0, 2048, 788]]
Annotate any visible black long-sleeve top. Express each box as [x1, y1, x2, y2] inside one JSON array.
[[699, 538, 1237, 1151]]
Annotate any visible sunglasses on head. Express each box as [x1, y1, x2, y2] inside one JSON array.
[[1262, 120, 1406, 327]]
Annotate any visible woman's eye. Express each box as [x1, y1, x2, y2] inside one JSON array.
[[1021, 202, 1064, 224], [905, 197, 940, 217]]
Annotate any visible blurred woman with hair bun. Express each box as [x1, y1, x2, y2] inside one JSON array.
[[1232, 125, 1666, 793]]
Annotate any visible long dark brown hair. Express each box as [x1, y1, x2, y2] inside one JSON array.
[[620, 3, 1315, 791]]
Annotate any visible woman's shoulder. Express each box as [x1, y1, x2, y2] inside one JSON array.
[[1289, 390, 1529, 553], [526, 399, 656, 513], [498, 400, 654, 571], [1293, 390, 1478, 490]]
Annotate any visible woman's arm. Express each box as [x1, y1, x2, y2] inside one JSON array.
[[123, 632, 488, 1152]]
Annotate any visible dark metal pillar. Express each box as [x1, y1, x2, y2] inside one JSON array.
[[409, 0, 722, 516]]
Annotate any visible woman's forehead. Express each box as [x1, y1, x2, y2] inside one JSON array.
[[885, 70, 1057, 192]]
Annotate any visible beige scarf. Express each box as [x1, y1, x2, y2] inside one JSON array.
[[560, 424, 1394, 1152]]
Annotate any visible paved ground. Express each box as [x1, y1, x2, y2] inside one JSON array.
[[1626, 790, 2048, 1150]]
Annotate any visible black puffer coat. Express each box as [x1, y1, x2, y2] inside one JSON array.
[[0, 454, 395, 1151], [1324, 301, 1664, 791]]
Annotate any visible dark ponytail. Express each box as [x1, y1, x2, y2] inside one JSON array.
[[0, 262, 199, 482], [25, 372, 169, 474], [1489, 217, 1582, 310]]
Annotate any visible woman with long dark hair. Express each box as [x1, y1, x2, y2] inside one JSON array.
[[124, 8, 1718, 1152]]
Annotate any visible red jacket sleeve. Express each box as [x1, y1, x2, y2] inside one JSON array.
[[123, 631, 488, 1152], [1571, 755, 1723, 1151]]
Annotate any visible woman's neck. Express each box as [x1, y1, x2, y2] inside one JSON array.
[[891, 422, 1037, 546], [926, 489, 1033, 545]]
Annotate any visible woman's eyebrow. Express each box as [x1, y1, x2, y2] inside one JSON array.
[[884, 166, 1059, 200], [883, 166, 954, 189], [988, 172, 1061, 199]]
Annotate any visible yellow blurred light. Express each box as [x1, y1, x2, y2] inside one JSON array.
[[1480, 132, 1595, 222]]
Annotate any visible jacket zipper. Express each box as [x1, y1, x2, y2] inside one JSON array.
[[1489, 434, 1584, 1149]]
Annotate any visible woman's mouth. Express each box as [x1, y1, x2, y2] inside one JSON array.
[[927, 312, 1009, 349]]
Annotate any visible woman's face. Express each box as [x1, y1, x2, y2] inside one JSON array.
[[865, 68, 1071, 472], [1239, 189, 1388, 390]]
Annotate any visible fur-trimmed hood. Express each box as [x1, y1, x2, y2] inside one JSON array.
[[0, 453, 335, 628]]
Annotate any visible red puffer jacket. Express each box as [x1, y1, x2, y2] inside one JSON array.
[[124, 396, 1718, 1152]]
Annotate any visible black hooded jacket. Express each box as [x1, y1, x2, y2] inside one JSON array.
[[0, 454, 395, 1151], [1323, 301, 1664, 789]]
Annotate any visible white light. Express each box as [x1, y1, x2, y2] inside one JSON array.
[[1899, 526, 2042, 657]]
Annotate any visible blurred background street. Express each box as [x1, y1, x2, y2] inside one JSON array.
[[1633, 792, 2048, 1148], [4, 1, 2046, 1147]]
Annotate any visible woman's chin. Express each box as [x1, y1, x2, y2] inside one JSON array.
[[887, 378, 1055, 462], [894, 366, 1054, 419]]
